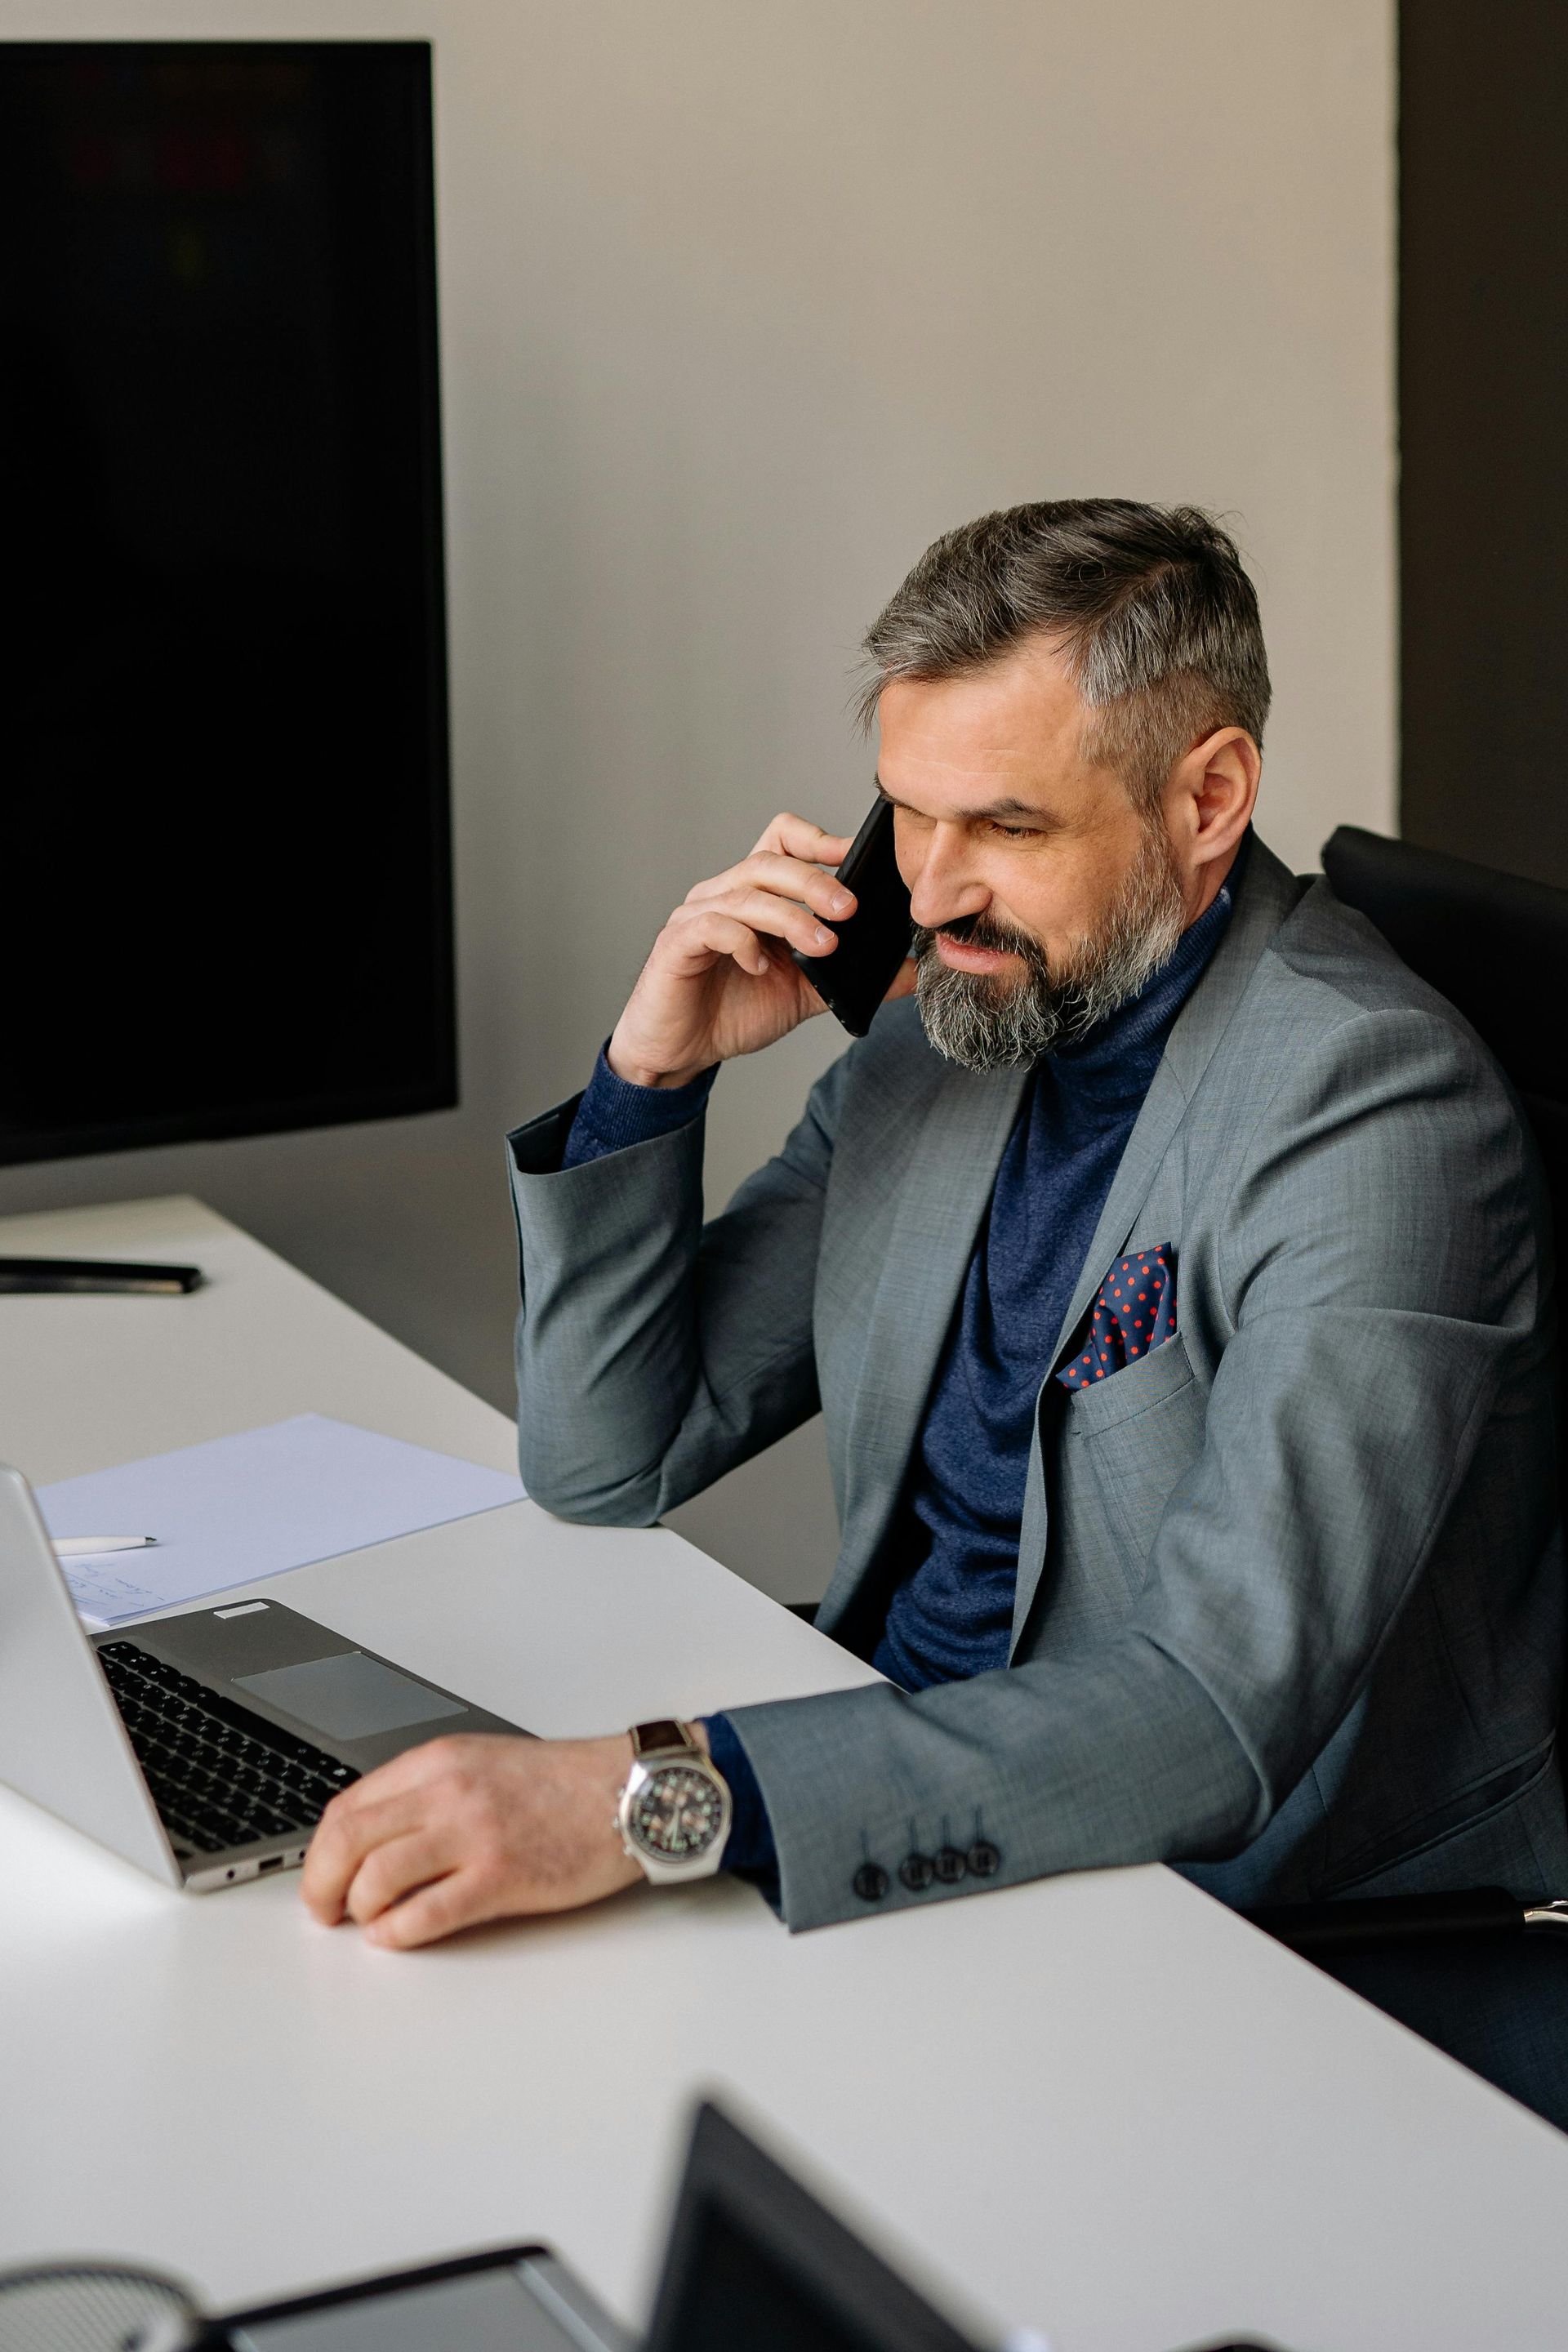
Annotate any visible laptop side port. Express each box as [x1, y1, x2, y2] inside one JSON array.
[[259, 1855, 284, 1873]]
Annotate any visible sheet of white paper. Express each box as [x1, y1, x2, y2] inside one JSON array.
[[38, 1414, 527, 1625]]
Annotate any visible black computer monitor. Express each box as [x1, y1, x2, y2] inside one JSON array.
[[645, 2101, 986, 2352], [0, 41, 455, 1166]]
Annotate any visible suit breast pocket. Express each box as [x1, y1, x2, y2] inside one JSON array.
[[1061, 1334, 1209, 1585]]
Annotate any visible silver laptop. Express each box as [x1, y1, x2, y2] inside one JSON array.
[[0, 1461, 529, 1893]]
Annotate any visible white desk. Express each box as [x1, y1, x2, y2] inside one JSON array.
[[3, 1196, 1568, 2352]]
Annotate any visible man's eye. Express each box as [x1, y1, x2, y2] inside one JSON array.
[[988, 822, 1039, 841]]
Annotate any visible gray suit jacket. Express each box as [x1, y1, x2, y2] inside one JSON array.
[[509, 838, 1566, 1930]]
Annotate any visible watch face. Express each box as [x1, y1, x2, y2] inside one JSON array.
[[628, 1763, 725, 1860]]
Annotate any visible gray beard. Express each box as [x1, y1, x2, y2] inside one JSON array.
[[913, 821, 1189, 1072]]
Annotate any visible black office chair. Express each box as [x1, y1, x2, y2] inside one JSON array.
[[1245, 826, 1568, 1973]]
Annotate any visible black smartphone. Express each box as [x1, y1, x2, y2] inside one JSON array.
[[791, 798, 914, 1037]]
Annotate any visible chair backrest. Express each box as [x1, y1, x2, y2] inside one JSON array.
[[1321, 826, 1567, 1434]]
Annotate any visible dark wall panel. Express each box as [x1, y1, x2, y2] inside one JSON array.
[[1401, 1, 1568, 887]]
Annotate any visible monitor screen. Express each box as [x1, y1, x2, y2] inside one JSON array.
[[0, 42, 455, 1165]]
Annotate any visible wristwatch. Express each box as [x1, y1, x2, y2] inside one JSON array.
[[617, 1719, 733, 1885]]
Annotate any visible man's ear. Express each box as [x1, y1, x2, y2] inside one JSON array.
[[1167, 726, 1260, 871]]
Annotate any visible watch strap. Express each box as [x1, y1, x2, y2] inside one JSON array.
[[630, 1718, 694, 1761]]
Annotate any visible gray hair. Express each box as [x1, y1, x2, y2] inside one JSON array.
[[858, 499, 1271, 808]]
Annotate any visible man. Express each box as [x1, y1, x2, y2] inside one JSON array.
[[303, 502, 1564, 2112]]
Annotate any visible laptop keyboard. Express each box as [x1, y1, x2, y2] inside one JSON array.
[[98, 1641, 359, 1855]]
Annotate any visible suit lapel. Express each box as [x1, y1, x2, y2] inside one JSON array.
[[1004, 1057, 1187, 1650], [1009, 837, 1308, 1648], [1049, 835, 1306, 1381], [818, 1059, 1027, 1631], [822, 836, 1307, 1650]]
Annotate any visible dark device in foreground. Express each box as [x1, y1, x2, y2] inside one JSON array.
[[791, 798, 914, 1038], [214, 2247, 630, 2351], [644, 2099, 981, 2352], [210, 2099, 982, 2351], [1, 2100, 1285, 2350], [0, 1258, 204, 1296]]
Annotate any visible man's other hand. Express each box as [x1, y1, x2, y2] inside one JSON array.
[[300, 1732, 640, 1949], [607, 810, 911, 1089]]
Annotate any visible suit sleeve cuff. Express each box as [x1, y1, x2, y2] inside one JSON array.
[[703, 1712, 780, 1904], [561, 1046, 718, 1169]]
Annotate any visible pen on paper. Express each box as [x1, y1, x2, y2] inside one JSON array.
[[52, 1535, 159, 1556]]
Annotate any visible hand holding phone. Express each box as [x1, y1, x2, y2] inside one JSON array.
[[607, 811, 864, 1088], [790, 798, 915, 1036]]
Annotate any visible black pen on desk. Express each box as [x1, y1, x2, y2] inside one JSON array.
[[52, 1535, 158, 1556]]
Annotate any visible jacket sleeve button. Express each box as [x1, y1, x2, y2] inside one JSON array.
[[853, 1862, 889, 1902], [966, 1838, 1001, 1878], [933, 1844, 968, 1884], [898, 1851, 937, 1893]]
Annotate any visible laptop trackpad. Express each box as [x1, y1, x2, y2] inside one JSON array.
[[235, 1654, 468, 1741]]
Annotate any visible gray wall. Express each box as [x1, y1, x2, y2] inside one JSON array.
[[0, 0, 1396, 1604]]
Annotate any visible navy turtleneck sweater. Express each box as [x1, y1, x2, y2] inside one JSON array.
[[559, 850, 1241, 1878], [871, 870, 1237, 1690]]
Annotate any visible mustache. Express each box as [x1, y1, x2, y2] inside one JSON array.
[[915, 910, 1045, 963]]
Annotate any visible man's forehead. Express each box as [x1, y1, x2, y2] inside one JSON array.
[[875, 644, 1090, 817]]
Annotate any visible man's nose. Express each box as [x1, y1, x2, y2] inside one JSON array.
[[905, 826, 991, 932]]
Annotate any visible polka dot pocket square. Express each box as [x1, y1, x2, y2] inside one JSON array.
[[1057, 1247, 1177, 1391]]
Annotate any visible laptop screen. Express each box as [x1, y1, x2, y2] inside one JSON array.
[[645, 2103, 986, 2352]]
